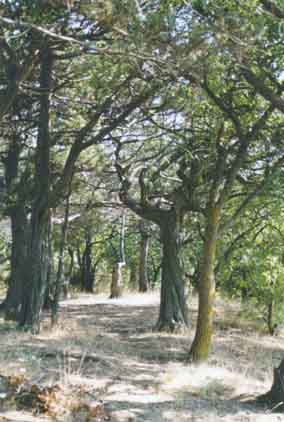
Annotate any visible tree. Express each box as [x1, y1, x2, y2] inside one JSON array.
[[159, 0, 284, 361], [109, 211, 126, 299], [51, 186, 71, 326], [18, 44, 53, 331], [0, 0, 167, 332], [187, 83, 282, 362], [2, 133, 29, 320], [114, 138, 194, 331], [138, 220, 150, 292], [218, 174, 284, 335]]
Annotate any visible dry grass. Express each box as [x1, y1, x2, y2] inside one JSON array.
[[0, 291, 283, 421]]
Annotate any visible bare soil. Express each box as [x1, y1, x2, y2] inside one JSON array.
[[0, 291, 284, 421]]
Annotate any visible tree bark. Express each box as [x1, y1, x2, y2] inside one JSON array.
[[256, 358, 284, 411], [129, 259, 138, 290], [267, 301, 275, 335], [17, 46, 52, 333], [18, 211, 51, 332], [5, 206, 28, 320], [156, 217, 188, 332], [189, 205, 221, 362], [43, 213, 55, 310], [138, 221, 149, 292], [3, 135, 28, 320], [109, 213, 126, 298], [81, 229, 95, 293], [51, 192, 71, 327]]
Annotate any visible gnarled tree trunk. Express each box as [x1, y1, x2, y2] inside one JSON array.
[[16, 46, 52, 333], [5, 206, 28, 320], [18, 211, 51, 332], [3, 130, 28, 320], [156, 217, 188, 332]]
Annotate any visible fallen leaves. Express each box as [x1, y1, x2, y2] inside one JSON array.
[[0, 373, 110, 420]]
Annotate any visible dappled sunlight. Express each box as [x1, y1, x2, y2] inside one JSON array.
[[1, 292, 284, 420], [106, 389, 173, 404], [160, 362, 266, 399], [61, 291, 160, 308], [0, 411, 49, 421]]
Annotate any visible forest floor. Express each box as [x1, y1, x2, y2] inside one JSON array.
[[0, 291, 284, 421]]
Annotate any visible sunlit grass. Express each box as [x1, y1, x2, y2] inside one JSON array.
[[0, 291, 283, 421]]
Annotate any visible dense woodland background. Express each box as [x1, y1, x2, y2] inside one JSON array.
[[1, 0, 284, 419]]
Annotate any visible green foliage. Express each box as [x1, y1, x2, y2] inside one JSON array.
[[219, 196, 284, 331], [241, 246, 284, 316]]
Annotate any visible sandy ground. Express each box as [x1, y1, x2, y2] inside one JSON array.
[[0, 291, 284, 421]]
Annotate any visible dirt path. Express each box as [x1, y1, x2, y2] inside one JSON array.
[[0, 292, 284, 421]]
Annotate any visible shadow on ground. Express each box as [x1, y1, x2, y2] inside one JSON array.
[[0, 292, 282, 421]]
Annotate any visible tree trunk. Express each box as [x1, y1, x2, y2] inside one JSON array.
[[43, 214, 55, 310], [256, 358, 284, 411], [3, 134, 28, 320], [129, 259, 138, 290], [4, 206, 28, 320], [51, 192, 71, 327], [67, 247, 74, 280], [16, 46, 52, 333], [109, 212, 126, 298], [18, 211, 51, 332], [76, 245, 82, 271], [110, 262, 124, 298], [81, 230, 94, 293], [189, 205, 221, 362], [62, 247, 74, 298], [267, 301, 275, 335], [138, 221, 149, 292], [156, 218, 188, 332]]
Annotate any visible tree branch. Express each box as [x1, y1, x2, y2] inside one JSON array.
[[241, 67, 284, 112], [260, 0, 284, 19]]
